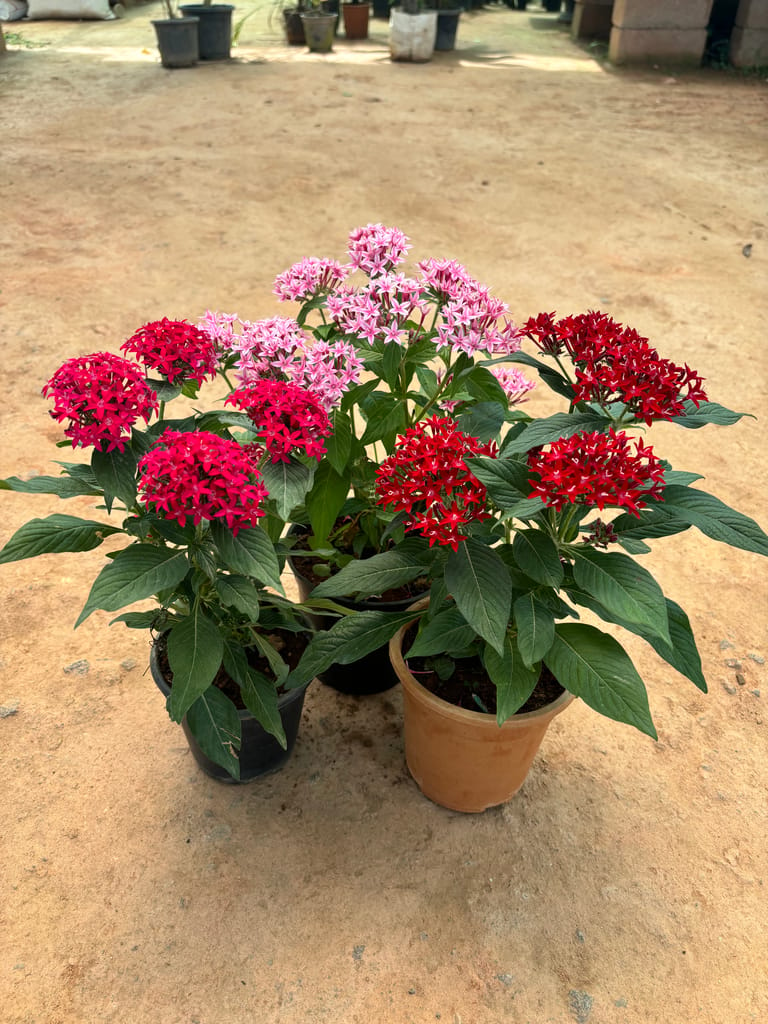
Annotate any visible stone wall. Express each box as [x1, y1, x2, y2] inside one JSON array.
[[730, 0, 768, 66]]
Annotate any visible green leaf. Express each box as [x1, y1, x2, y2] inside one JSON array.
[[359, 392, 405, 447], [166, 611, 224, 722], [513, 530, 564, 587], [0, 474, 101, 498], [658, 486, 768, 556], [445, 539, 512, 655], [259, 457, 313, 521], [406, 607, 477, 657], [75, 545, 189, 625], [147, 377, 183, 403], [483, 635, 539, 724], [503, 411, 611, 455], [305, 462, 350, 544], [545, 623, 657, 738], [185, 687, 241, 780], [610, 507, 691, 541], [0, 514, 122, 564], [109, 610, 159, 629], [285, 610, 419, 688], [571, 547, 670, 644], [325, 410, 353, 477], [506, 351, 576, 401], [312, 548, 426, 599], [240, 669, 286, 749], [670, 399, 752, 429], [91, 445, 138, 512], [463, 365, 508, 406], [513, 593, 556, 667], [215, 575, 261, 619], [468, 455, 529, 510], [456, 402, 506, 443], [210, 522, 284, 592]]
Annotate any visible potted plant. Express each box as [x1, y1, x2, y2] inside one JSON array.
[[282, 306, 768, 811], [179, 0, 236, 61], [0, 318, 333, 782], [203, 225, 530, 692], [341, 0, 370, 39], [389, 0, 438, 62], [300, 0, 338, 51], [152, 0, 200, 68], [428, 0, 461, 51]]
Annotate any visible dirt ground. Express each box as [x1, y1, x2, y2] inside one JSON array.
[[1, 4, 767, 1023]]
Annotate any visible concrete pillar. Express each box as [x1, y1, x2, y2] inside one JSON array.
[[572, 1, 613, 41], [609, 0, 715, 64], [730, 0, 768, 66]]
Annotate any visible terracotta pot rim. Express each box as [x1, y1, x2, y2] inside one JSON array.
[[390, 596, 575, 729]]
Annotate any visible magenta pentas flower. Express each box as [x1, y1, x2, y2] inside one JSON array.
[[523, 311, 707, 424], [273, 257, 350, 302], [347, 224, 411, 277], [121, 318, 218, 386], [226, 379, 332, 463], [376, 416, 497, 551], [137, 430, 269, 533], [42, 352, 159, 453], [527, 428, 666, 516]]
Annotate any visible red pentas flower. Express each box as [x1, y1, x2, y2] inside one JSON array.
[[42, 352, 159, 452], [375, 416, 497, 551], [121, 318, 218, 386], [225, 379, 332, 463], [137, 430, 269, 534], [527, 428, 666, 516], [523, 311, 707, 424]]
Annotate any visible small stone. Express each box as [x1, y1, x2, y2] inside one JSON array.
[[497, 973, 514, 986], [575, 929, 585, 944], [614, 998, 628, 1008], [64, 660, 89, 675], [0, 701, 19, 718], [736, 673, 747, 686], [750, 689, 761, 698], [120, 658, 137, 671], [722, 682, 737, 695], [569, 989, 593, 1023], [408, 987, 417, 995], [719, 640, 735, 650], [724, 658, 742, 669], [742, 243, 753, 257], [352, 945, 365, 961], [747, 653, 765, 665]]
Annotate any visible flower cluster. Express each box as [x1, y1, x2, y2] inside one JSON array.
[[137, 430, 268, 533], [273, 257, 349, 302], [326, 275, 427, 347], [201, 313, 362, 413], [121, 318, 218, 386], [346, 223, 411, 277], [42, 352, 158, 452], [523, 311, 707, 423], [226, 379, 332, 463], [490, 365, 537, 405], [376, 417, 497, 551], [527, 428, 666, 515]]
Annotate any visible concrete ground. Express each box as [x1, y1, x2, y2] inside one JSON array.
[[1, 4, 767, 1023]]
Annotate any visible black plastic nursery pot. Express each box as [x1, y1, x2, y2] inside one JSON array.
[[152, 17, 200, 69], [150, 639, 310, 783], [180, 4, 234, 60]]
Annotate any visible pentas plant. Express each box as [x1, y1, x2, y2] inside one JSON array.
[[283, 309, 768, 739], [242, 223, 534, 572], [0, 318, 328, 780]]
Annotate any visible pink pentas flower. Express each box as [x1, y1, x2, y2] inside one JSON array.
[[375, 416, 497, 551], [527, 428, 666, 516], [326, 274, 427, 347], [490, 366, 536, 405], [226, 379, 332, 463], [121, 318, 218, 386], [137, 430, 269, 534], [347, 224, 411, 277], [42, 352, 159, 453], [273, 257, 350, 302]]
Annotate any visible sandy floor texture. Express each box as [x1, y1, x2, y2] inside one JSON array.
[[1, 4, 767, 1023]]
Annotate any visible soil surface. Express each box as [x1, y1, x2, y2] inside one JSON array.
[[1, 5, 767, 1024]]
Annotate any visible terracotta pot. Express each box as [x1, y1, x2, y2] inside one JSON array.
[[342, 2, 370, 39], [389, 606, 574, 812]]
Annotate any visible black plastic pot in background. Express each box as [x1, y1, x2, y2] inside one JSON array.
[[435, 8, 461, 50], [180, 4, 234, 60], [152, 17, 200, 68], [150, 641, 310, 783]]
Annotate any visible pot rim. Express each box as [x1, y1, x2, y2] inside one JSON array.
[[390, 597, 575, 729]]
